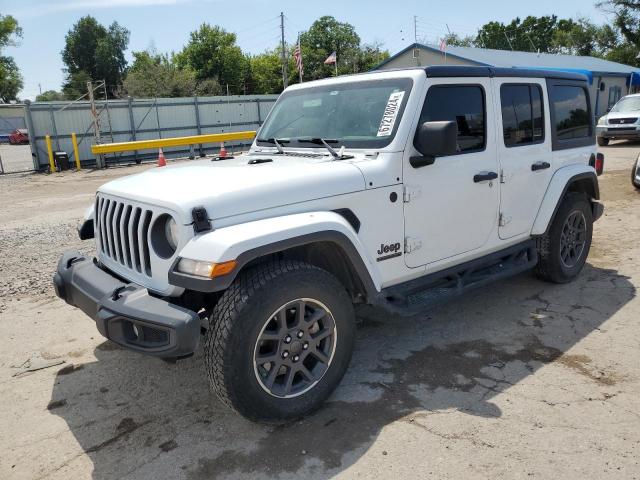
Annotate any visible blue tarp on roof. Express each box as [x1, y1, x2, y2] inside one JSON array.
[[629, 72, 640, 86]]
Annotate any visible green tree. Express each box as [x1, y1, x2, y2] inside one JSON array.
[[176, 24, 248, 94], [0, 14, 23, 102], [475, 16, 559, 53], [36, 90, 65, 101], [443, 33, 475, 47], [123, 50, 223, 98], [299, 16, 361, 79], [249, 50, 284, 94], [355, 43, 390, 72], [62, 16, 129, 98]]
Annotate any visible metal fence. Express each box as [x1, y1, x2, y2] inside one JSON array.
[[24, 94, 279, 170]]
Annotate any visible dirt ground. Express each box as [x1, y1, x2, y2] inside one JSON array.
[[1, 145, 639, 480]]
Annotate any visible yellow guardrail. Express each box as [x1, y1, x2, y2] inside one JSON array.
[[91, 131, 257, 155]]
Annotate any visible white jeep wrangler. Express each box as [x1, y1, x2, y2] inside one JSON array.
[[54, 66, 604, 422]]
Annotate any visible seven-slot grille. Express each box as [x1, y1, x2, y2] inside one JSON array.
[[95, 195, 153, 277]]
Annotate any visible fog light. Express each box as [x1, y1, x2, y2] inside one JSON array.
[[132, 323, 139, 339]]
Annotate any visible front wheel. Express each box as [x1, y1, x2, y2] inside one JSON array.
[[204, 260, 355, 422], [597, 136, 609, 147], [535, 192, 593, 283]]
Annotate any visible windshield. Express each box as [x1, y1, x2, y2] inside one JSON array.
[[611, 96, 640, 113], [257, 78, 413, 149]]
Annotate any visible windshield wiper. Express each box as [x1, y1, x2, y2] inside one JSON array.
[[256, 137, 289, 154], [295, 138, 354, 160]]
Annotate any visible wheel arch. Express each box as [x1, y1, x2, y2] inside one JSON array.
[[170, 211, 380, 303], [531, 166, 599, 236]]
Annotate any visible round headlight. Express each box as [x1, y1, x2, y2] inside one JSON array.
[[151, 214, 179, 259], [165, 216, 179, 250]]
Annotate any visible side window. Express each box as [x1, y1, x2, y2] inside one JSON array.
[[418, 85, 486, 153], [608, 86, 621, 110], [500, 84, 545, 147], [551, 86, 590, 140]]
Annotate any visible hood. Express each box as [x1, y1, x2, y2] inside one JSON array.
[[98, 152, 366, 223]]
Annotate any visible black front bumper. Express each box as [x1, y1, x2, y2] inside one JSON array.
[[53, 250, 200, 358]]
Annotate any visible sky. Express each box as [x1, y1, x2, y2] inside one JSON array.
[[3, 0, 610, 100]]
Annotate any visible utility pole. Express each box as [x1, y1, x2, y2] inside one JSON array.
[[280, 12, 288, 90], [413, 15, 417, 43], [38, 83, 42, 96]]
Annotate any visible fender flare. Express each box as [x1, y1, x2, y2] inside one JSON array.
[[169, 211, 380, 297], [531, 165, 599, 236]]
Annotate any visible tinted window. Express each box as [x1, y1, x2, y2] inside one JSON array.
[[500, 84, 544, 147], [552, 86, 590, 140], [418, 85, 485, 153]]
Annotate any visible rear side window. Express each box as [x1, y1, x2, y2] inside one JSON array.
[[500, 84, 544, 147], [551, 86, 590, 140], [418, 85, 486, 153]]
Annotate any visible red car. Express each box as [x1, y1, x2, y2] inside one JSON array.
[[9, 128, 29, 145]]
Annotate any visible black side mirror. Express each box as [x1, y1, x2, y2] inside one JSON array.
[[411, 120, 458, 168]]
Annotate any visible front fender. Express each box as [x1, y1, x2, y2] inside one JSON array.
[[531, 164, 599, 236], [170, 211, 381, 295]]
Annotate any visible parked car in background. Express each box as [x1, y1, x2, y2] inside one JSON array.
[[596, 94, 640, 146], [8, 128, 29, 145]]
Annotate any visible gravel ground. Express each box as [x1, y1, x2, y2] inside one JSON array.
[[1, 146, 640, 480]]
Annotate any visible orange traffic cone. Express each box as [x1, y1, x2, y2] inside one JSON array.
[[219, 142, 227, 158], [157, 148, 167, 167]]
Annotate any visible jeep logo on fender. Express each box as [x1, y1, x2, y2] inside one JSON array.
[[376, 242, 402, 262]]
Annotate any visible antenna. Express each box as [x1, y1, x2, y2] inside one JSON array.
[[414, 15, 417, 43]]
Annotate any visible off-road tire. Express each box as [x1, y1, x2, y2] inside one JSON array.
[[632, 155, 640, 189], [597, 136, 609, 147], [204, 260, 355, 422], [535, 192, 593, 283]]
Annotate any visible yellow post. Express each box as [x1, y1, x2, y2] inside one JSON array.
[[71, 132, 81, 170], [45, 135, 56, 173]]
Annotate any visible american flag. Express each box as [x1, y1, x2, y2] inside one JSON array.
[[293, 41, 303, 80], [439, 38, 447, 52], [324, 51, 337, 65]]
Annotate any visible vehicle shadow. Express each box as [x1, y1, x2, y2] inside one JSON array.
[[49, 264, 634, 480]]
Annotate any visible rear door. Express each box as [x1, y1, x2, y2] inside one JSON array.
[[494, 78, 552, 239]]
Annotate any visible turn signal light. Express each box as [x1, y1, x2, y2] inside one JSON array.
[[177, 258, 237, 278], [595, 153, 604, 176]]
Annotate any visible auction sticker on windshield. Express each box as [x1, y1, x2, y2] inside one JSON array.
[[377, 91, 405, 137]]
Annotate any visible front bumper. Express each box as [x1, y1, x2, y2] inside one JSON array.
[[53, 250, 200, 358], [596, 126, 640, 139]]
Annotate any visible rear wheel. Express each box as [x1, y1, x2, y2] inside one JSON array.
[[204, 260, 355, 422], [535, 192, 593, 283], [597, 136, 610, 146]]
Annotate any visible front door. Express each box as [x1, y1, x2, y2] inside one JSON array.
[[403, 79, 500, 268]]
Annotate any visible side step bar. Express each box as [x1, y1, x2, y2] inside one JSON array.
[[373, 240, 538, 316]]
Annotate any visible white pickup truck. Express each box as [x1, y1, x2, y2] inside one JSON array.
[[55, 66, 604, 422]]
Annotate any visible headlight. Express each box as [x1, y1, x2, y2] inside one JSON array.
[[165, 216, 179, 250], [151, 214, 179, 259], [598, 116, 607, 125]]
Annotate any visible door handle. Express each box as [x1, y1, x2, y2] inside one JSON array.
[[473, 171, 498, 183], [531, 161, 551, 171]]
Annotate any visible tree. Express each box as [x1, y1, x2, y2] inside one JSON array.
[[249, 50, 284, 94], [355, 43, 390, 72], [36, 90, 65, 102], [299, 16, 361, 79], [175, 24, 248, 94], [0, 14, 23, 102], [62, 16, 130, 98], [443, 33, 475, 47], [475, 16, 559, 53], [123, 50, 223, 98], [552, 18, 619, 57]]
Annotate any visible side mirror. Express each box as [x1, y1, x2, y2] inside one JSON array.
[[411, 121, 458, 168]]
